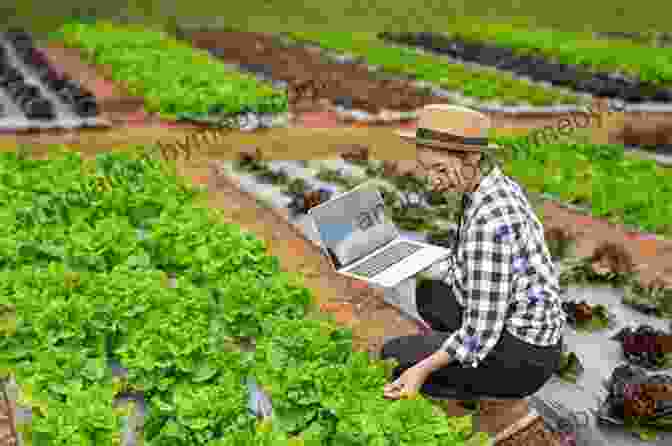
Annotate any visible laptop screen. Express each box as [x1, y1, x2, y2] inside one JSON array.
[[309, 182, 399, 269]]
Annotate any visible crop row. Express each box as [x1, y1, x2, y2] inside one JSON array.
[[227, 151, 672, 316], [1, 29, 101, 121], [282, 32, 584, 106], [415, 22, 672, 87], [492, 137, 672, 236], [0, 148, 485, 446], [231, 156, 459, 236], [53, 21, 288, 119], [379, 32, 672, 103]]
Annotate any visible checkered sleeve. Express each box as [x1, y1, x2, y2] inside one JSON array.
[[440, 221, 516, 367]]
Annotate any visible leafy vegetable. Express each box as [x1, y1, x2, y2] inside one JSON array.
[[55, 21, 287, 118], [494, 136, 672, 236]]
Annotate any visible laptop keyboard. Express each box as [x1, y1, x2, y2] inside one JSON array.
[[346, 241, 422, 278]]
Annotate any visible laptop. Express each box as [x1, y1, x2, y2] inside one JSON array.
[[308, 181, 452, 288]]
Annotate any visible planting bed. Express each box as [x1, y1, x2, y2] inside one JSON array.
[[0, 148, 497, 446], [50, 22, 289, 129], [379, 32, 672, 104], [0, 29, 109, 131]]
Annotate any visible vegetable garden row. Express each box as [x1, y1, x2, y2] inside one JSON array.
[[227, 135, 672, 242], [0, 148, 490, 446], [52, 22, 288, 124], [378, 32, 672, 103], [0, 29, 105, 130], [226, 152, 672, 319]]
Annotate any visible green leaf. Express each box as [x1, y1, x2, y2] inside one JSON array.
[[192, 362, 218, 383]]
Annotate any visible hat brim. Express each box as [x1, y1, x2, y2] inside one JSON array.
[[397, 129, 499, 152]]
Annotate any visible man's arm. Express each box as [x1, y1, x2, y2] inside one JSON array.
[[436, 222, 518, 368]]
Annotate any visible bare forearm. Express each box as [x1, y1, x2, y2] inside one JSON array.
[[415, 350, 453, 374]]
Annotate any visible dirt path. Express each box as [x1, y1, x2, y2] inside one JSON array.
[[0, 125, 419, 160]]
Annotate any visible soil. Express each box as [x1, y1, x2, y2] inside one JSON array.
[[538, 200, 672, 288], [38, 43, 152, 125], [0, 389, 16, 446], [496, 418, 562, 446], [184, 30, 453, 114]]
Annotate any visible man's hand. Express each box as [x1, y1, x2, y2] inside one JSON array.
[[383, 364, 431, 400]]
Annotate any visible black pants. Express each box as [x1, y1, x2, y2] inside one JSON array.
[[381, 279, 562, 399]]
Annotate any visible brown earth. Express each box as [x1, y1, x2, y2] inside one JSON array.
[[0, 385, 16, 446], [184, 30, 453, 114], [39, 43, 152, 125], [497, 418, 562, 446]]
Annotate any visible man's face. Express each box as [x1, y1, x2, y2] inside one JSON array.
[[415, 146, 480, 193]]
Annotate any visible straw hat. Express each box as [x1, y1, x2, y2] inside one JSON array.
[[397, 104, 499, 152]]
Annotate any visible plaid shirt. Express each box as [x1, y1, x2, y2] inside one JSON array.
[[439, 166, 566, 368]]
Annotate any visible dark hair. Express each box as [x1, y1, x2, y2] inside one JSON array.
[[479, 148, 499, 176]]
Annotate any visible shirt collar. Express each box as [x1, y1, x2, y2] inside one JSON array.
[[463, 166, 502, 208]]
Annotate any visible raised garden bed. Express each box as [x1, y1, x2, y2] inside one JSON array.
[[611, 325, 672, 370], [494, 136, 672, 236], [230, 153, 457, 233], [379, 32, 672, 103], [51, 21, 288, 125], [0, 29, 109, 131], [598, 364, 672, 441]]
